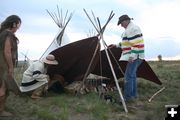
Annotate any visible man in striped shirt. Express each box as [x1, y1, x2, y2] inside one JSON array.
[[116, 14, 145, 101]]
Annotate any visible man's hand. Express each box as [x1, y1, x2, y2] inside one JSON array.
[[128, 57, 134, 63]]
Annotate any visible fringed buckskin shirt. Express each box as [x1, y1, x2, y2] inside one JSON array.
[[0, 30, 18, 86]]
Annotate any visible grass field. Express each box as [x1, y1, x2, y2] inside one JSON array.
[[1, 60, 180, 120]]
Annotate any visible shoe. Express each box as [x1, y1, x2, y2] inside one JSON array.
[[0, 111, 13, 117]]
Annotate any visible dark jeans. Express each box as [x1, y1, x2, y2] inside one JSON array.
[[124, 58, 142, 100]]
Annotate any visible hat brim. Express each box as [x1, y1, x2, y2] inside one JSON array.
[[117, 18, 131, 25], [117, 21, 121, 25], [42, 59, 58, 65]]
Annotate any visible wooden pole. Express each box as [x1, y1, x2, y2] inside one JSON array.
[[84, 9, 128, 112], [101, 35, 128, 113]]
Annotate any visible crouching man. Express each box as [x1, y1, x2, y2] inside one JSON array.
[[20, 54, 58, 99]]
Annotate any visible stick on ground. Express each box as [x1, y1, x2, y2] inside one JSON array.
[[148, 86, 165, 102]]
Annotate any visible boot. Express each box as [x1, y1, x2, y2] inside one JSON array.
[[0, 96, 12, 117]]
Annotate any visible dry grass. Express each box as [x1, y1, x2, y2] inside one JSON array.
[[1, 60, 180, 120]]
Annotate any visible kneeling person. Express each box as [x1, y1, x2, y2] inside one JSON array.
[[20, 54, 58, 99]]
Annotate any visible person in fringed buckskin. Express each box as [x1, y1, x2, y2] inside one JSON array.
[[109, 14, 144, 101], [0, 15, 21, 117], [20, 54, 59, 99]]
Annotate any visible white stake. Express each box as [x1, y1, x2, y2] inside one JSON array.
[[148, 86, 165, 102]]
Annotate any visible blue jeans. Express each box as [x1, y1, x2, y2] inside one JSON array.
[[124, 58, 142, 100]]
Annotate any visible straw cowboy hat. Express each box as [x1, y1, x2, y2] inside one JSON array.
[[42, 54, 58, 65]]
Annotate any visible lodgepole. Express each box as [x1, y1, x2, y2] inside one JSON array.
[[100, 34, 128, 113], [84, 9, 128, 112]]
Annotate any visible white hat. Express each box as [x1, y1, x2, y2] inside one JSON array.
[[42, 54, 58, 65]]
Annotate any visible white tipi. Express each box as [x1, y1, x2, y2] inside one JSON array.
[[40, 6, 73, 59]]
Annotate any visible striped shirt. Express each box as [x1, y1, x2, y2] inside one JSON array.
[[118, 22, 144, 61]]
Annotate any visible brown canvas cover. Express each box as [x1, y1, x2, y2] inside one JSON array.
[[92, 47, 162, 85], [47, 36, 162, 86], [48, 36, 100, 84]]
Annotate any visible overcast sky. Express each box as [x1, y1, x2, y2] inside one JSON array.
[[1, 0, 180, 60]]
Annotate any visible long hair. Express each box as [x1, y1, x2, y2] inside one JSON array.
[[0, 15, 21, 33]]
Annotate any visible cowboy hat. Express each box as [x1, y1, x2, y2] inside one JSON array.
[[42, 54, 58, 65], [117, 14, 132, 25]]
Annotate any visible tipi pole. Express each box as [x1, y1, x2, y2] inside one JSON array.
[[96, 17, 128, 112], [77, 42, 100, 94], [100, 34, 128, 113], [103, 41, 125, 76], [41, 6, 73, 59], [84, 9, 128, 112]]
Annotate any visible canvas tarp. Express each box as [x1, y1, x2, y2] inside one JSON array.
[[47, 36, 162, 86]]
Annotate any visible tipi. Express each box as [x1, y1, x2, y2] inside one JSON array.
[[40, 6, 73, 59]]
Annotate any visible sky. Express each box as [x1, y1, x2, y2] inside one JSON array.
[[1, 0, 180, 60]]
